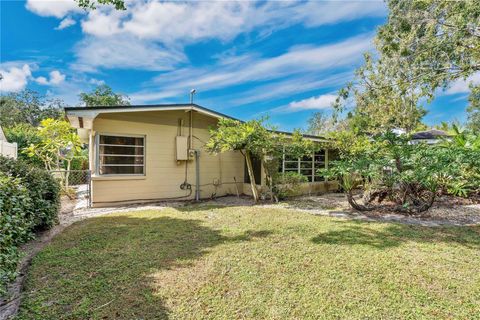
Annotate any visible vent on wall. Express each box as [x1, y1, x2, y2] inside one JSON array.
[[176, 136, 189, 161]]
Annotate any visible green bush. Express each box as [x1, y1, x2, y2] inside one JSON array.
[[273, 172, 308, 200], [0, 173, 34, 296], [0, 156, 60, 230], [3, 123, 43, 166]]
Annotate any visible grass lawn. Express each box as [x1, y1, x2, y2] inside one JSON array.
[[17, 206, 480, 319]]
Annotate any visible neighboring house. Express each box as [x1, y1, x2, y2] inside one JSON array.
[[411, 129, 450, 145], [65, 104, 337, 207], [0, 125, 17, 159]]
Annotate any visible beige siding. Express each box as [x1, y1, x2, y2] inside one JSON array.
[[90, 110, 244, 206]]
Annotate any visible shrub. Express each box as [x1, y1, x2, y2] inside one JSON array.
[[273, 172, 308, 200], [0, 156, 60, 230], [0, 173, 34, 296], [3, 123, 43, 166]]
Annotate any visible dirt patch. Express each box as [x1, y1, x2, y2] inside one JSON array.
[[274, 193, 480, 226]]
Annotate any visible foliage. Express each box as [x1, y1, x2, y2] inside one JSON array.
[[75, 0, 126, 10], [24, 119, 83, 191], [377, 0, 479, 98], [272, 172, 308, 200], [441, 124, 480, 150], [306, 111, 343, 136], [321, 132, 480, 214], [0, 156, 60, 297], [0, 173, 34, 297], [3, 123, 43, 166], [467, 84, 480, 132], [334, 53, 427, 133], [0, 89, 64, 127], [334, 0, 479, 133], [0, 156, 60, 230], [205, 118, 315, 202], [79, 84, 130, 107]]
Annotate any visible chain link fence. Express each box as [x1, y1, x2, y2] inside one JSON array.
[[49, 170, 91, 208]]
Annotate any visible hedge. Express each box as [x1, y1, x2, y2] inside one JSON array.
[[0, 156, 60, 229], [0, 174, 34, 296], [0, 156, 60, 297]]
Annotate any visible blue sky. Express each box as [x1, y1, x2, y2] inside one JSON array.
[[1, 0, 477, 131]]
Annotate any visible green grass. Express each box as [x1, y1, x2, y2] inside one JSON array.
[[17, 206, 480, 319]]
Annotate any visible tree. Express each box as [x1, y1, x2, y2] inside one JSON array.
[[25, 119, 82, 191], [75, 0, 126, 10], [334, 0, 479, 133], [79, 84, 130, 107], [0, 89, 64, 127], [467, 84, 480, 132], [205, 118, 315, 202], [3, 124, 43, 166], [334, 53, 427, 133], [376, 0, 479, 98], [306, 111, 340, 136]]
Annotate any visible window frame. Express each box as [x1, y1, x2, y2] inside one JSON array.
[[280, 149, 329, 182], [95, 133, 146, 176]]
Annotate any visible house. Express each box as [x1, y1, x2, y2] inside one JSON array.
[[410, 129, 450, 145], [0, 125, 17, 159], [65, 104, 337, 207]]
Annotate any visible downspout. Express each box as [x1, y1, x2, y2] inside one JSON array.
[[195, 150, 200, 201]]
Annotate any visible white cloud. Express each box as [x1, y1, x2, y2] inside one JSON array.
[[296, 1, 386, 27], [231, 72, 352, 106], [0, 64, 32, 92], [287, 94, 338, 111], [445, 72, 480, 95], [130, 33, 373, 103], [37, 0, 382, 73], [73, 35, 186, 71], [35, 70, 66, 85], [89, 78, 105, 85], [80, 1, 385, 44], [56, 16, 76, 30], [26, 0, 80, 18]]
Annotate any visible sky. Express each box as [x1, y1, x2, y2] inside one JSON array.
[[0, 0, 478, 132]]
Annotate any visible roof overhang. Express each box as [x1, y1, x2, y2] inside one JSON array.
[[64, 104, 237, 130], [64, 103, 327, 142]]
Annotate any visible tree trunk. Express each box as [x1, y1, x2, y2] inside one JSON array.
[[245, 151, 259, 202], [261, 159, 278, 203]]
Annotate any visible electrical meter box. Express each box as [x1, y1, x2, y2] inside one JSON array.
[[175, 136, 188, 161]]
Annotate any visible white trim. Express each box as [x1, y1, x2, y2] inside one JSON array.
[[96, 133, 146, 176]]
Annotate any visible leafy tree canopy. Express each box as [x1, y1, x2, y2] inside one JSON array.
[[334, 0, 479, 134], [75, 0, 126, 10], [467, 84, 480, 132], [205, 117, 316, 202], [78, 84, 130, 107], [0, 89, 64, 127], [377, 0, 479, 97]]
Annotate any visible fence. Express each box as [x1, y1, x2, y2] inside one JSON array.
[[49, 170, 91, 208], [0, 141, 17, 159]]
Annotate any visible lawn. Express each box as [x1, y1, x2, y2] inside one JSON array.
[[17, 206, 480, 319]]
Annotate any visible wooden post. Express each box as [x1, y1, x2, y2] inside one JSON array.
[[245, 150, 259, 202]]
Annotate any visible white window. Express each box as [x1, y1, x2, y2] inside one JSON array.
[[281, 150, 327, 182], [96, 134, 145, 175]]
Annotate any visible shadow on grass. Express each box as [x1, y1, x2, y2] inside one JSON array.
[[311, 220, 480, 250], [18, 215, 272, 320]]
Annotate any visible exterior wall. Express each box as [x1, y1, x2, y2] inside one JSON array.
[[0, 141, 18, 159], [90, 110, 245, 206]]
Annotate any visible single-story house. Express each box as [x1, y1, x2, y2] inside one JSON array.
[[0, 125, 17, 159], [410, 129, 450, 145], [65, 104, 337, 207]]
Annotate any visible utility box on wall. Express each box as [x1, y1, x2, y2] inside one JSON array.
[[176, 136, 189, 160]]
